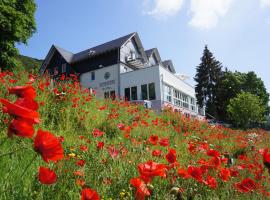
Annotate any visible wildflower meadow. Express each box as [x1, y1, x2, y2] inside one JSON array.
[[0, 69, 270, 200]]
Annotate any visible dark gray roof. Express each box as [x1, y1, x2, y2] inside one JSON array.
[[54, 45, 74, 63], [145, 48, 155, 57], [162, 60, 176, 74], [72, 32, 136, 63]]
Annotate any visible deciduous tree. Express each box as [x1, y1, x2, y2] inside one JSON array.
[[227, 92, 265, 129], [0, 0, 36, 69]]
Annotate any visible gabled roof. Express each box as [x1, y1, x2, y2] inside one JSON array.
[[162, 60, 176, 74], [40, 32, 150, 74], [72, 32, 137, 63], [145, 48, 162, 64], [54, 45, 74, 63]]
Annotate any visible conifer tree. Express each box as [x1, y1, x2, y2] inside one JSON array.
[[194, 46, 223, 119]]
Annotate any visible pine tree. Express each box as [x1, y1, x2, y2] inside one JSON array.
[[194, 46, 223, 119]]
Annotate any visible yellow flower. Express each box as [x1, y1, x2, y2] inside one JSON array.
[[68, 153, 76, 158]]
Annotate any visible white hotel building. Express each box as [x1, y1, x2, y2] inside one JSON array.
[[39, 32, 205, 118]]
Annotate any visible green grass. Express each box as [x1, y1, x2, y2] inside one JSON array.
[[0, 69, 270, 200]]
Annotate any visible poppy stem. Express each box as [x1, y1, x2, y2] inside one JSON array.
[[21, 154, 38, 177], [0, 146, 26, 158], [0, 138, 8, 146]]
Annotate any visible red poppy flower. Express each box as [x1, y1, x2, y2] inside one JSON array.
[[152, 150, 162, 157], [138, 160, 167, 183], [204, 175, 217, 189], [8, 119, 35, 138], [159, 137, 169, 147], [76, 179, 86, 187], [219, 168, 231, 182], [92, 128, 104, 138], [0, 98, 40, 124], [80, 145, 88, 152], [15, 98, 39, 111], [263, 148, 270, 169], [34, 129, 64, 163], [178, 168, 190, 179], [148, 135, 158, 145], [117, 123, 125, 130], [130, 178, 151, 200], [38, 166, 57, 185], [187, 166, 203, 182], [166, 148, 177, 163], [235, 178, 256, 193], [209, 156, 222, 168], [81, 188, 100, 200], [74, 170, 84, 177], [76, 159, 86, 167], [8, 85, 36, 99], [97, 141, 104, 150], [108, 146, 119, 158], [207, 149, 220, 157]]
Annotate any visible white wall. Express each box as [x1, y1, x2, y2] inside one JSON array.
[[159, 66, 202, 116], [159, 66, 196, 98], [120, 65, 161, 100], [120, 64, 133, 74], [80, 64, 120, 98]]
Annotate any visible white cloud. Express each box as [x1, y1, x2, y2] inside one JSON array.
[[189, 0, 235, 29], [145, 0, 184, 18], [260, 0, 270, 8]]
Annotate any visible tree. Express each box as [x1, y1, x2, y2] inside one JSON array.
[[0, 0, 36, 70], [227, 92, 266, 129], [194, 45, 223, 119], [216, 71, 269, 122]]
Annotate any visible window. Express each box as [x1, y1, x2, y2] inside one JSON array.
[[182, 94, 189, 109], [190, 98, 196, 111], [141, 84, 148, 100], [110, 91, 116, 100], [91, 71, 95, 81], [62, 64, 66, 73], [104, 91, 110, 99], [148, 83, 156, 100], [163, 84, 172, 102], [124, 88, 130, 101], [131, 86, 137, 100], [104, 90, 116, 99]]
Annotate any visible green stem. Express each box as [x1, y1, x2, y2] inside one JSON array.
[[0, 138, 8, 146], [0, 147, 26, 158], [21, 154, 38, 177]]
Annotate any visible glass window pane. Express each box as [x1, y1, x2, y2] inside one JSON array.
[[104, 92, 109, 99], [124, 88, 130, 101], [141, 84, 148, 100], [131, 86, 137, 100], [148, 83, 156, 100], [91, 72, 95, 80]]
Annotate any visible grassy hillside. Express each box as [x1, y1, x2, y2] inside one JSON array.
[[0, 69, 270, 200], [16, 55, 43, 71]]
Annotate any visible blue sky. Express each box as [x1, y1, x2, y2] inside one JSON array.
[[17, 0, 270, 92]]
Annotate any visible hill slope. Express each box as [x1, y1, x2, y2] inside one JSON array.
[[0, 69, 270, 200], [16, 55, 43, 71]]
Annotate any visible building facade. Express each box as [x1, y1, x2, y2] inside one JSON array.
[[39, 32, 205, 118]]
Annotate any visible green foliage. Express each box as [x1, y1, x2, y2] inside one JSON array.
[[217, 71, 269, 122], [16, 55, 43, 72], [0, 0, 36, 70], [194, 45, 223, 119], [227, 92, 266, 129]]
